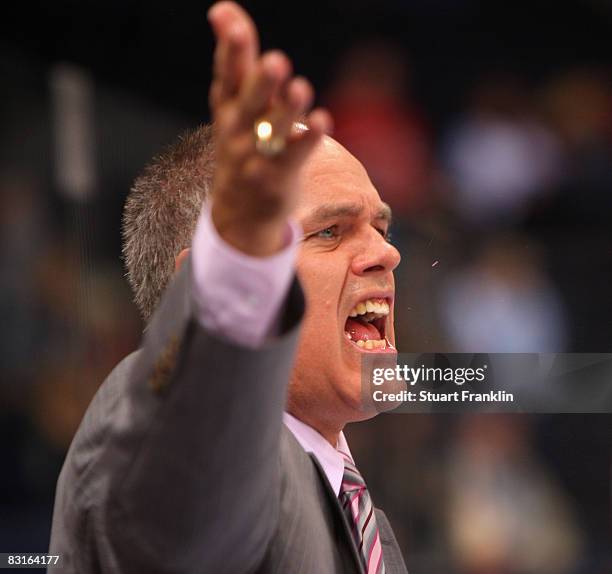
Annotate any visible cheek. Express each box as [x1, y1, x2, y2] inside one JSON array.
[[296, 257, 344, 336]]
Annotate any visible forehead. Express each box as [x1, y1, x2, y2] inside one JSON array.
[[295, 137, 385, 220]]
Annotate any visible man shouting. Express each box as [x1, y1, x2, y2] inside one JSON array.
[[50, 2, 407, 572]]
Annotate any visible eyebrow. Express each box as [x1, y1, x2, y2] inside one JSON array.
[[301, 201, 393, 228]]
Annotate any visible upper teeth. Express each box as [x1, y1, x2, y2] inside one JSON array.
[[349, 298, 390, 319]]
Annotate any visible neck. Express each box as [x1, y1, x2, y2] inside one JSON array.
[[287, 406, 343, 446]]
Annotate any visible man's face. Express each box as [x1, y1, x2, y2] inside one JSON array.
[[288, 137, 401, 427]]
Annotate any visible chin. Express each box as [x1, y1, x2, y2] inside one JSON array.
[[332, 368, 383, 422], [338, 328, 401, 419]]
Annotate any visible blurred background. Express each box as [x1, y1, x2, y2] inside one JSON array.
[[0, 0, 610, 572]]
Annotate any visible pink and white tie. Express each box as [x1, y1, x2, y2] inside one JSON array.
[[338, 452, 385, 573]]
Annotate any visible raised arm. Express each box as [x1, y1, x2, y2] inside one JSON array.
[[206, 1, 330, 256], [49, 3, 330, 572]]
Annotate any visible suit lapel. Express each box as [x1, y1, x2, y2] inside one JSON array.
[[308, 453, 366, 574], [374, 509, 409, 574], [308, 451, 409, 574]]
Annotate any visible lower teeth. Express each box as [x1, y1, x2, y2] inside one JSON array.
[[355, 339, 386, 350], [344, 332, 388, 350]]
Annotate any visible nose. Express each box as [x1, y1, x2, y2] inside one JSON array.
[[351, 227, 401, 276]]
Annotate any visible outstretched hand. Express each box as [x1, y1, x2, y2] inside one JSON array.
[[207, 1, 332, 256]]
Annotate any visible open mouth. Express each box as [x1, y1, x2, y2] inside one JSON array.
[[344, 297, 394, 351]]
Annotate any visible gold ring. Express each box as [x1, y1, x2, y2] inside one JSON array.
[[254, 119, 286, 156]]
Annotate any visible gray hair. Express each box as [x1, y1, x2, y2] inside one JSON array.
[[122, 123, 215, 323]]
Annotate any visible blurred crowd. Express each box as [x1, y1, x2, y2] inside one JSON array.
[[1, 10, 611, 574]]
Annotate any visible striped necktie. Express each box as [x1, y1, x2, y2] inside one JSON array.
[[338, 452, 386, 573]]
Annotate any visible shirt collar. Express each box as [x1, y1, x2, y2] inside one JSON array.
[[283, 412, 353, 497]]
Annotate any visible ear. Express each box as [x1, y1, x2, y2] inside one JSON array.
[[174, 248, 191, 274]]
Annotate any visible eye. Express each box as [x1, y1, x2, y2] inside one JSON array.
[[376, 227, 392, 242], [316, 226, 338, 240]]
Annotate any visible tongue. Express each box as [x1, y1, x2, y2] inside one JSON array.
[[345, 318, 381, 342]]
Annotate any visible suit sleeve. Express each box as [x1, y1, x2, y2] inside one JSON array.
[[49, 257, 305, 574]]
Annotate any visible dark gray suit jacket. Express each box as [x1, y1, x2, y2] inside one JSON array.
[[49, 260, 408, 573]]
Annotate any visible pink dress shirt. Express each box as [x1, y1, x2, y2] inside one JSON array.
[[191, 208, 300, 348]]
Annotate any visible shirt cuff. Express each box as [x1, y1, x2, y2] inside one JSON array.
[[190, 207, 301, 348]]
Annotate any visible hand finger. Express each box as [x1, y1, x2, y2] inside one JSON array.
[[283, 108, 333, 168], [208, 2, 260, 103], [265, 76, 314, 143], [209, 80, 223, 111], [236, 51, 292, 127], [210, 21, 255, 104], [209, 26, 246, 107], [221, 76, 320, 164]]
